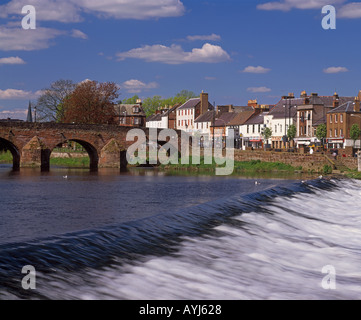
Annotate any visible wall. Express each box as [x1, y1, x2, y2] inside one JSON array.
[[233, 150, 329, 171]]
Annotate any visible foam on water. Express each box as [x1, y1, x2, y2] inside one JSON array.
[[1, 178, 361, 300]]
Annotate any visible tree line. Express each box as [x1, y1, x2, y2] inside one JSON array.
[[34, 79, 196, 124]]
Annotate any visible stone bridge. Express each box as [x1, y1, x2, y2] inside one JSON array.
[[0, 122, 184, 171]]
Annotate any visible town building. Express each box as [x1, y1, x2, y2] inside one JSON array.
[[295, 91, 354, 147], [240, 112, 269, 150], [114, 100, 147, 127], [327, 94, 361, 151], [146, 104, 181, 129], [176, 92, 213, 133]]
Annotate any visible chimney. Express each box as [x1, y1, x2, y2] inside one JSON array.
[[354, 96, 360, 113], [300, 90, 307, 98], [333, 92, 339, 108], [288, 93, 295, 99], [200, 91, 209, 115]]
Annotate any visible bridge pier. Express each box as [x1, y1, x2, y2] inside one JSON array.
[[20, 137, 51, 171], [99, 139, 128, 169]]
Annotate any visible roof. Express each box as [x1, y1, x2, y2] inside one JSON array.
[[146, 114, 162, 122], [177, 98, 200, 110], [328, 101, 359, 114], [232, 106, 255, 113], [114, 104, 146, 117], [244, 112, 269, 125], [268, 98, 303, 119], [212, 112, 238, 127], [227, 110, 255, 126], [195, 110, 216, 123], [161, 103, 181, 118]]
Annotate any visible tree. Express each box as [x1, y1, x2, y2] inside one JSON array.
[[350, 124, 361, 148], [316, 124, 327, 145], [120, 95, 140, 105], [62, 81, 119, 124], [35, 79, 76, 122], [287, 124, 297, 142], [262, 127, 273, 148], [142, 96, 163, 117]]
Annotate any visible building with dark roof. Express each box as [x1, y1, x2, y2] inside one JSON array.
[[114, 101, 146, 127], [177, 92, 214, 133], [327, 94, 361, 151]]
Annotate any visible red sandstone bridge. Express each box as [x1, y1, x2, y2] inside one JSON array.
[[0, 122, 183, 171]]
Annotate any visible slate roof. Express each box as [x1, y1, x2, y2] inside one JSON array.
[[245, 112, 269, 125], [195, 110, 216, 123], [212, 112, 238, 127], [227, 110, 255, 126], [328, 101, 360, 114], [114, 104, 146, 117], [177, 98, 200, 110]]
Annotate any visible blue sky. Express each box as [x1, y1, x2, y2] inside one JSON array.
[[1, 0, 361, 119]]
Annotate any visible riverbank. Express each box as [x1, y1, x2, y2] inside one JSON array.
[[0, 151, 357, 178]]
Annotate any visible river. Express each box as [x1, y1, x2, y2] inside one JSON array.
[[0, 164, 360, 300]]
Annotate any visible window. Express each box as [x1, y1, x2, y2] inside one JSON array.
[[178, 120, 180, 127], [335, 115, 338, 123], [300, 126, 303, 135], [330, 115, 332, 124], [133, 107, 140, 113], [134, 118, 140, 125], [253, 125, 255, 134], [247, 125, 249, 134], [340, 114, 344, 123], [280, 125, 282, 133], [330, 129, 332, 138], [335, 129, 338, 137], [340, 129, 343, 137], [275, 125, 277, 133]]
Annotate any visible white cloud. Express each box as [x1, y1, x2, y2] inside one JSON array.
[[0, 89, 42, 100], [323, 66, 349, 74], [257, 0, 345, 11], [120, 79, 159, 93], [339, 3, 361, 18], [0, 0, 185, 22], [0, 57, 26, 65], [186, 34, 221, 42], [0, 109, 28, 120], [247, 87, 272, 93], [243, 66, 271, 74], [0, 27, 64, 51], [71, 29, 88, 40], [205, 76, 217, 80], [116, 43, 230, 64]]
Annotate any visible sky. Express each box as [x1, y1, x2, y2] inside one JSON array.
[[1, 0, 361, 119]]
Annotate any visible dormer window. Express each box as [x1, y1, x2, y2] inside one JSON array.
[[133, 106, 140, 113]]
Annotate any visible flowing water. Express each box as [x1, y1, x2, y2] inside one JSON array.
[[0, 164, 360, 300]]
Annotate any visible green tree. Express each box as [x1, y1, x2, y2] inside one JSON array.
[[262, 127, 273, 149], [142, 96, 163, 116], [287, 124, 297, 142], [120, 95, 140, 105], [316, 124, 327, 145], [350, 124, 361, 147]]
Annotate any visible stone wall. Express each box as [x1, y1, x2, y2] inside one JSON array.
[[233, 150, 330, 172]]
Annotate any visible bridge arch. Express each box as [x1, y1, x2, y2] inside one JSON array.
[[49, 139, 99, 171], [0, 138, 20, 170]]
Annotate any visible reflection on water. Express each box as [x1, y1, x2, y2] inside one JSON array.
[[0, 164, 299, 245]]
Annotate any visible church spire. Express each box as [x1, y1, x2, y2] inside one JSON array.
[[26, 101, 33, 122]]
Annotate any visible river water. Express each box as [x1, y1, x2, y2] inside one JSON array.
[[0, 164, 360, 300]]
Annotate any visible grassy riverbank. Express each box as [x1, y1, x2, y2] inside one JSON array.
[[0, 152, 12, 163], [0, 151, 90, 168], [161, 158, 300, 174]]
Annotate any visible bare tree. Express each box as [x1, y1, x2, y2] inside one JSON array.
[[35, 79, 76, 122]]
